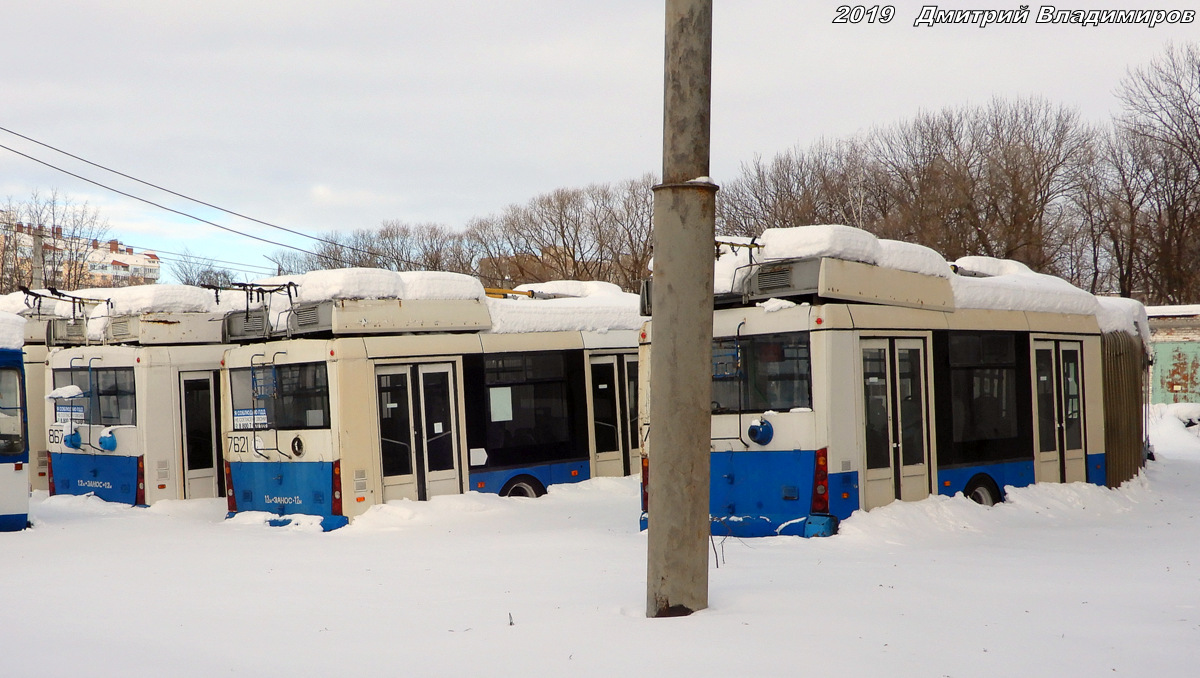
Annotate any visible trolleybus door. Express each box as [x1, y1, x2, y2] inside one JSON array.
[[180, 371, 223, 499], [417, 364, 461, 497], [622, 355, 640, 476], [1032, 340, 1086, 483], [376, 363, 463, 502], [862, 338, 931, 510], [589, 356, 626, 477]]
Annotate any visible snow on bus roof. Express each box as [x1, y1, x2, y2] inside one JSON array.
[[254, 268, 487, 302], [86, 284, 237, 318], [715, 225, 954, 294], [714, 225, 1148, 335], [1097, 296, 1151, 346], [487, 281, 644, 334], [0, 289, 53, 316], [949, 256, 1100, 317], [0, 311, 23, 349]]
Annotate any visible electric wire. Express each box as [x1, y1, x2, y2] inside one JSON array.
[[0, 126, 429, 269], [0, 224, 276, 276], [0, 140, 340, 263]]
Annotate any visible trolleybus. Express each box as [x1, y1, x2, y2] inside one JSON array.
[[0, 310, 31, 531], [44, 285, 234, 505], [640, 225, 1149, 538], [220, 270, 643, 529]]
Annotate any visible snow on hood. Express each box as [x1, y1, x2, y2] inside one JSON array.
[[487, 282, 644, 334], [0, 311, 24, 350]]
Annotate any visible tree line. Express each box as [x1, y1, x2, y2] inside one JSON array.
[[8, 44, 1194, 305], [718, 43, 1200, 305], [262, 174, 655, 293], [252, 43, 1197, 304]]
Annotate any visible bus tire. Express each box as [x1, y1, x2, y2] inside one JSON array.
[[500, 475, 546, 498], [964, 475, 1002, 507]]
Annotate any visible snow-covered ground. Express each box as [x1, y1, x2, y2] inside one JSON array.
[[5, 411, 1199, 677]]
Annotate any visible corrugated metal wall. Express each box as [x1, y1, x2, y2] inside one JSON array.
[[1102, 331, 1147, 487]]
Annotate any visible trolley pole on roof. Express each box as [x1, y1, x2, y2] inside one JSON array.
[[646, 0, 716, 618]]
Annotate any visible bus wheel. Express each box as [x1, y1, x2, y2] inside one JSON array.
[[500, 476, 546, 498], [964, 475, 1002, 507]]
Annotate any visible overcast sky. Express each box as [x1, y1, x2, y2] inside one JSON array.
[[1, 1, 1195, 282]]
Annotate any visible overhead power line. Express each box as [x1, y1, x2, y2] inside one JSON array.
[[0, 126, 429, 270], [0, 224, 278, 281], [0, 140, 347, 262]]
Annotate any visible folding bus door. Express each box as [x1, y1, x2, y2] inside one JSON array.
[[861, 338, 932, 510], [621, 355, 640, 476], [589, 355, 626, 478], [376, 362, 463, 502], [180, 371, 222, 499], [1033, 340, 1086, 484]]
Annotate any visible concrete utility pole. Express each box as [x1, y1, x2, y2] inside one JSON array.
[[646, 0, 716, 618]]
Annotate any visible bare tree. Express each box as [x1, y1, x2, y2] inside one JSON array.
[[171, 248, 242, 287], [0, 189, 110, 293], [1118, 42, 1200, 177]]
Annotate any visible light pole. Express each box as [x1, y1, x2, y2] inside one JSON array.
[[646, 0, 716, 618]]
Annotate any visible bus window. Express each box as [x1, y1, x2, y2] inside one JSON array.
[[52, 367, 136, 426], [229, 363, 330, 430], [711, 332, 812, 414], [0, 368, 23, 455], [482, 352, 573, 467], [937, 331, 1034, 472]]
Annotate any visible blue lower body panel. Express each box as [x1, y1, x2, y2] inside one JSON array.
[[469, 459, 590, 495], [0, 513, 27, 531], [227, 460, 347, 531], [50, 453, 140, 505], [699, 450, 850, 538], [936, 459, 1035, 499], [1086, 453, 1106, 486]]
